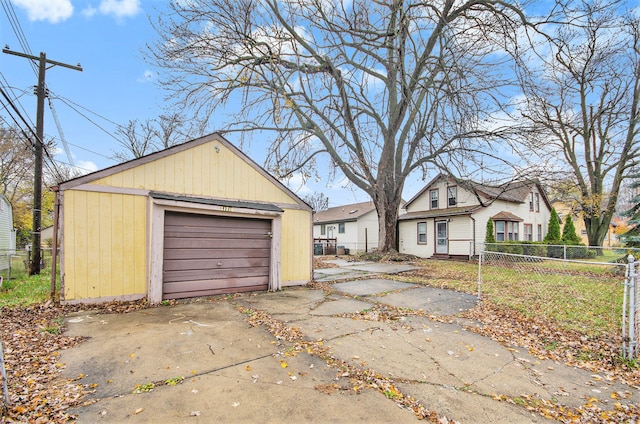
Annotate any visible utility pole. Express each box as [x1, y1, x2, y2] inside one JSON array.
[[2, 48, 82, 275]]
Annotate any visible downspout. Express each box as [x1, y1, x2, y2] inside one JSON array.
[[50, 186, 60, 304], [470, 215, 476, 260]]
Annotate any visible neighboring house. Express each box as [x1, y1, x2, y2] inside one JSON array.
[[0, 194, 15, 271], [55, 133, 312, 304], [398, 174, 551, 259], [552, 201, 618, 247], [40, 226, 59, 246], [313, 201, 378, 253]]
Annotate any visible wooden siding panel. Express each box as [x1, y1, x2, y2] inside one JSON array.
[[280, 209, 311, 282], [63, 191, 147, 301], [110, 194, 124, 295], [89, 141, 297, 205]]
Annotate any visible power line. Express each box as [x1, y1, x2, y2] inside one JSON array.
[[0, 85, 37, 145], [0, 0, 36, 75], [53, 95, 124, 143]]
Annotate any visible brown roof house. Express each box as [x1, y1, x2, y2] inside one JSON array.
[[313, 201, 379, 253], [55, 133, 313, 304], [398, 174, 552, 258]]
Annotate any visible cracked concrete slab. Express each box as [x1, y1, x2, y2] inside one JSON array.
[[61, 276, 640, 423], [332, 279, 416, 296], [374, 286, 477, 315], [343, 262, 418, 274], [309, 297, 374, 316], [397, 382, 553, 423]]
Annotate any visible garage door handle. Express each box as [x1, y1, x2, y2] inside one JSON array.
[[217, 262, 223, 266], [267, 232, 273, 238]]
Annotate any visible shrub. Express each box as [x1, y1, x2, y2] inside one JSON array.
[[485, 219, 496, 243], [544, 208, 562, 243], [562, 215, 581, 245], [493, 242, 523, 255], [520, 241, 546, 257]]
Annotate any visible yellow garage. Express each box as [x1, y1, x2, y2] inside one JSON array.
[[55, 133, 312, 304]]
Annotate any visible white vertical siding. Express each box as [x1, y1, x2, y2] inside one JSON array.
[[0, 197, 13, 270]]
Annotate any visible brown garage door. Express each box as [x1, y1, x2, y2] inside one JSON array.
[[163, 211, 271, 299]]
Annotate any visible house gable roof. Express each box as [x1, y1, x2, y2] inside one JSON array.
[[491, 211, 524, 222], [313, 201, 376, 224], [57, 133, 311, 212], [404, 173, 552, 211]]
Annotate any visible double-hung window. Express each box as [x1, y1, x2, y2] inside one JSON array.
[[430, 190, 438, 209], [495, 220, 519, 241], [417, 222, 427, 244], [447, 186, 457, 207]]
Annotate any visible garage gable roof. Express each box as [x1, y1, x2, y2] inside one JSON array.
[[313, 201, 376, 224], [150, 192, 284, 213], [57, 133, 311, 212]]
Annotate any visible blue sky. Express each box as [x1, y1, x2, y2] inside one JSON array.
[[0, 0, 374, 206]]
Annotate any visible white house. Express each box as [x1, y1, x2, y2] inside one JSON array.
[[313, 201, 378, 254], [0, 194, 15, 271], [398, 174, 551, 259]]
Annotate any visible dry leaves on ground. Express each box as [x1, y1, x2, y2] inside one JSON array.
[[0, 301, 147, 423]]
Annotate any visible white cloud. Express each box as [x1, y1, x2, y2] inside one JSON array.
[[98, 0, 141, 19], [137, 70, 155, 83], [81, 5, 98, 18], [284, 172, 312, 196], [13, 0, 73, 23], [75, 159, 98, 174]]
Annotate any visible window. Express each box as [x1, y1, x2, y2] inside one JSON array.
[[495, 220, 519, 241], [447, 186, 457, 207], [430, 190, 439, 209], [537, 224, 542, 241], [524, 224, 533, 241], [320, 224, 326, 235], [535, 193, 540, 212], [338, 223, 345, 234], [507, 222, 519, 241], [417, 222, 427, 244], [495, 221, 505, 241], [529, 193, 534, 211]]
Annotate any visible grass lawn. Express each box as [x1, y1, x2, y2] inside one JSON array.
[[0, 252, 59, 307], [395, 257, 625, 338]]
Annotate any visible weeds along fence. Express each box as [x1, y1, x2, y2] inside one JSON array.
[[477, 246, 639, 359], [0, 248, 56, 285]]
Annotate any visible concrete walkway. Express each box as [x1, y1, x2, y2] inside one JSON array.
[[60, 262, 639, 423]]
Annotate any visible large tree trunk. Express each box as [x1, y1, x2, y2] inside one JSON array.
[[374, 194, 402, 252]]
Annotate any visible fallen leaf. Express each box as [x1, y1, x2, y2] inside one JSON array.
[[133, 408, 144, 415], [245, 365, 252, 371]]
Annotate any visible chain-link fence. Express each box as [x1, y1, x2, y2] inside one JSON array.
[[476, 242, 640, 262], [478, 246, 639, 359]]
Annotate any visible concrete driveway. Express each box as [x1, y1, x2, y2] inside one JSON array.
[[61, 262, 640, 423]]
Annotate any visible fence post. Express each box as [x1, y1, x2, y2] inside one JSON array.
[[627, 255, 637, 359], [477, 250, 483, 302], [631, 255, 638, 358]]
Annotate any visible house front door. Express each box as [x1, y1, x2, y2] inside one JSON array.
[[435, 221, 448, 254]]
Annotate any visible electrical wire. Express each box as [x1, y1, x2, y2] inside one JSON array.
[[53, 95, 124, 144]]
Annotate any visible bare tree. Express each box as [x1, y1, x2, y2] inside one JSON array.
[[113, 113, 201, 161], [516, 0, 640, 246], [148, 0, 530, 251], [0, 126, 33, 203], [303, 192, 329, 212], [113, 119, 158, 161]]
